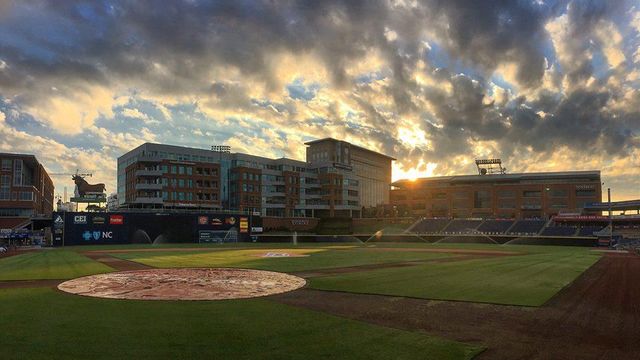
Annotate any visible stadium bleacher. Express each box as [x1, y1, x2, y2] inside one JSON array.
[[402, 215, 638, 247], [506, 220, 547, 235], [540, 226, 577, 236], [578, 226, 604, 237], [476, 220, 514, 234], [409, 218, 450, 233], [442, 219, 483, 233]]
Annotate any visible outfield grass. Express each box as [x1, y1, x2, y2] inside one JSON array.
[[310, 249, 601, 306], [111, 247, 453, 272], [0, 250, 113, 280], [0, 287, 482, 360]]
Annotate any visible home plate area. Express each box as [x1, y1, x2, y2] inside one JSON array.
[[57, 268, 306, 300]]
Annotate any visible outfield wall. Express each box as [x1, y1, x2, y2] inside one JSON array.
[[52, 211, 254, 246]]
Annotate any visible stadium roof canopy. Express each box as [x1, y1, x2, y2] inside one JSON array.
[[583, 200, 640, 211], [392, 170, 600, 187]]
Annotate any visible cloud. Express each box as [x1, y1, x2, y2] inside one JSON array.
[[0, 0, 638, 199]]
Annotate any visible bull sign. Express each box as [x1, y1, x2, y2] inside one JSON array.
[[72, 175, 106, 203]]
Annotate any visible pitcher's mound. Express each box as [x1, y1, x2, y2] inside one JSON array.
[[57, 268, 306, 300]]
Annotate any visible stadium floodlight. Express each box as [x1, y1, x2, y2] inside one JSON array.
[[475, 158, 506, 175], [211, 145, 231, 153]]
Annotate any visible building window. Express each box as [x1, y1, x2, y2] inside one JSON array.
[[498, 200, 516, 209], [497, 190, 515, 198], [433, 192, 447, 199], [186, 167, 192, 175], [474, 191, 492, 208], [549, 189, 567, 197], [178, 166, 185, 175], [523, 190, 541, 197], [19, 192, 33, 201], [0, 174, 10, 200], [13, 160, 22, 186], [576, 189, 596, 197], [453, 199, 469, 209], [178, 179, 185, 188], [454, 191, 469, 199], [1, 159, 11, 171]]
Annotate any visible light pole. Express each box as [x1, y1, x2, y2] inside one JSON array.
[[608, 187, 613, 245]]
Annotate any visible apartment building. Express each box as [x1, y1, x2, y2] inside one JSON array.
[[0, 153, 54, 228], [117, 139, 394, 218]]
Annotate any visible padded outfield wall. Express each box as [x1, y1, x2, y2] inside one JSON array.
[[52, 211, 255, 246]]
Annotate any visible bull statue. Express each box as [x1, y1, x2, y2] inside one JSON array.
[[72, 175, 106, 197]]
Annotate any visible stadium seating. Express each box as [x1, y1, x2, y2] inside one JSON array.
[[507, 220, 546, 235], [409, 218, 450, 233], [442, 219, 483, 233], [540, 226, 577, 236], [578, 226, 604, 237], [476, 220, 514, 234]]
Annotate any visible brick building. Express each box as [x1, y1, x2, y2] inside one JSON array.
[[0, 153, 54, 228], [390, 171, 602, 219], [117, 139, 394, 218]]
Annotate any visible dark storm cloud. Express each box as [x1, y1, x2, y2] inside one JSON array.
[[419, 0, 562, 88], [0, 0, 638, 179]]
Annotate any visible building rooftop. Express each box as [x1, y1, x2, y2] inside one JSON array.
[[0, 152, 42, 168], [304, 138, 396, 160]]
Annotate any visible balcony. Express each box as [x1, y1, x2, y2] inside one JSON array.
[[134, 196, 163, 204], [136, 169, 163, 177], [135, 183, 163, 191]]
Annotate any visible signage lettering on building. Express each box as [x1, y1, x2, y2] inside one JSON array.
[[74, 215, 87, 224], [291, 219, 309, 226], [575, 184, 595, 190], [109, 215, 124, 225]]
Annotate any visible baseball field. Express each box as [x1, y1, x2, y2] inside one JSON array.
[[1, 243, 638, 359]]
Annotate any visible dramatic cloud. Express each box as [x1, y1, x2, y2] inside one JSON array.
[[0, 0, 638, 200]]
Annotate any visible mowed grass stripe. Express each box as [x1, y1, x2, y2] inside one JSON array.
[[0, 287, 482, 360], [310, 251, 601, 306], [112, 248, 453, 272], [0, 250, 113, 281]]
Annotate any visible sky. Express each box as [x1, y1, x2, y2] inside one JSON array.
[[0, 0, 638, 201]]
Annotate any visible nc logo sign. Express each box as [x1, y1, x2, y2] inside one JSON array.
[[82, 230, 113, 241]]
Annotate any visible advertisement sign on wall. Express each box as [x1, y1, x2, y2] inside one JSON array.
[[109, 215, 124, 225]]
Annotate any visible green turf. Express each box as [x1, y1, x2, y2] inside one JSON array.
[[0, 288, 482, 360], [310, 250, 601, 306], [0, 250, 113, 280], [111, 247, 453, 272]]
